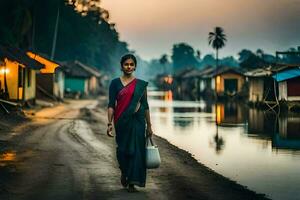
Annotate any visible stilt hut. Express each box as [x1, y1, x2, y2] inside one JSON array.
[[272, 67, 300, 101], [244, 67, 275, 103]]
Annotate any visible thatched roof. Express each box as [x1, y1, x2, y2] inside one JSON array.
[[0, 45, 45, 70], [61, 60, 101, 78]]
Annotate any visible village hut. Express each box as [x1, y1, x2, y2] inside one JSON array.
[[244, 67, 275, 104], [212, 66, 245, 98], [27, 51, 64, 101], [0, 46, 44, 104], [62, 60, 101, 97], [272, 66, 300, 102]]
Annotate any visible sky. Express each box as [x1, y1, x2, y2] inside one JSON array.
[[101, 0, 300, 61]]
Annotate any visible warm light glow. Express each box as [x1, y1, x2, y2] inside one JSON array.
[[0, 151, 16, 162], [0, 68, 10, 74], [27, 52, 59, 73], [164, 90, 173, 101], [164, 75, 173, 84], [216, 76, 221, 85], [216, 104, 222, 125]]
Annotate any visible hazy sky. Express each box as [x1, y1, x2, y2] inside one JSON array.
[[102, 0, 300, 61]]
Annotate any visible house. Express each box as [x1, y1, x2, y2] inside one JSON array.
[[212, 66, 245, 98], [172, 68, 195, 100], [0, 46, 44, 104], [244, 67, 275, 103], [27, 51, 64, 101], [179, 66, 215, 99], [272, 67, 300, 102], [62, 60, 101, 97], [197, 66, 215, 95]]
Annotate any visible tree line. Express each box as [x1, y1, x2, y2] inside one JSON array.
[[0, 0, 129, 75], [146, 27, 300, 79]]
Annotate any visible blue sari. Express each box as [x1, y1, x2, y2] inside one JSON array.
[[108, 78, 149, 187]]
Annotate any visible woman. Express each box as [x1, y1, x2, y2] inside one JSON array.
[[107, 54, 153, 192]]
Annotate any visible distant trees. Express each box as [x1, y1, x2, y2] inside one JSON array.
[[171, 43, 199, 71], [0, 0, 129, 74], [281, 47, 300, 64], [208, 27, 227, 68], [159, 54, 169, 74]]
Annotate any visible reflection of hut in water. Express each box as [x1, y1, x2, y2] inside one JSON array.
[[215, 103, 246, 126], [273, 115, 300, 149], [212, 67, 245, 98], [247, 109, 277, 138]]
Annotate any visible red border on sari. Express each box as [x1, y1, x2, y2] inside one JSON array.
[[114, 78, 137, 123]]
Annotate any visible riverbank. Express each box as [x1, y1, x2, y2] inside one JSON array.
[[0, 97, 270, 199]]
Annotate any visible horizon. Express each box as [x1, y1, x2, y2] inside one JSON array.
[[102, 0, 300, 61]]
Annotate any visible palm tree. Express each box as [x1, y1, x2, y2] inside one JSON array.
[[208, 27, 227, 69]]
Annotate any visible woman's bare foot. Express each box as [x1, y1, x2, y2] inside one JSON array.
[[127, 184, 138, 193]]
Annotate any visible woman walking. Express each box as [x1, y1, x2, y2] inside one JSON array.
[[107, 54, 153, 192]]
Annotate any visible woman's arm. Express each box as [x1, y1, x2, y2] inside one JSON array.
[[142, 90, 153, 136], [107, 80, 116, 137], [107, 107, 114, 137]]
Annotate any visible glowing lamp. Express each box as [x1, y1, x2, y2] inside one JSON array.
[[0, 68, 9, 74], [216, 76, 221, 85]]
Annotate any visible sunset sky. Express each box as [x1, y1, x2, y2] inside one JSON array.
[[102, 0, 300, 61]]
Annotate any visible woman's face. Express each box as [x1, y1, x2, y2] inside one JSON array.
[[122, 58, 136, 75]]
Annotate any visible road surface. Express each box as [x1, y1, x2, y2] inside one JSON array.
[[0, 98, 269, 200]]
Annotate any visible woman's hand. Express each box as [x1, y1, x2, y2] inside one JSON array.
[[107, 124, 114, 137], [146, 126, 154, 137]]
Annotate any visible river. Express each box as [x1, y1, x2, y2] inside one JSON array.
[[148, 89, 300, 200]]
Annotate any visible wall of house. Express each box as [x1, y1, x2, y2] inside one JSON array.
[[278, 78, 300, 101], [249, 78, 264, 102], [36, 73, 54, 98], [65, 77, 88, 95], [88, 76, 98, 94], [24, 68, 36, 101], [0, 59, 19, 100], [215, 73, 245, 93], [278, 81, 288, 101], [54, 71, 64, 99], [287, 77, 300, 101]]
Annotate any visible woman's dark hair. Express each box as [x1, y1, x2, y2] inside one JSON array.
[[120, 54, 137, 67]]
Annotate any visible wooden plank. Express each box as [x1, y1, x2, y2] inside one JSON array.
[[0, 99, 19, 106]]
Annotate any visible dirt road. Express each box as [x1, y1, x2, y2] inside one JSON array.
[[0, 98, 269, 200]]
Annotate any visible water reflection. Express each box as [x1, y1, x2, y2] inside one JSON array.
[[215, 103, 247, 126], [149, 90, 300, 200], [273, 115, 300, 150], [210, 126, 225, 154], [0, 151, 16, 162], [248, 108, 276, 139]]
